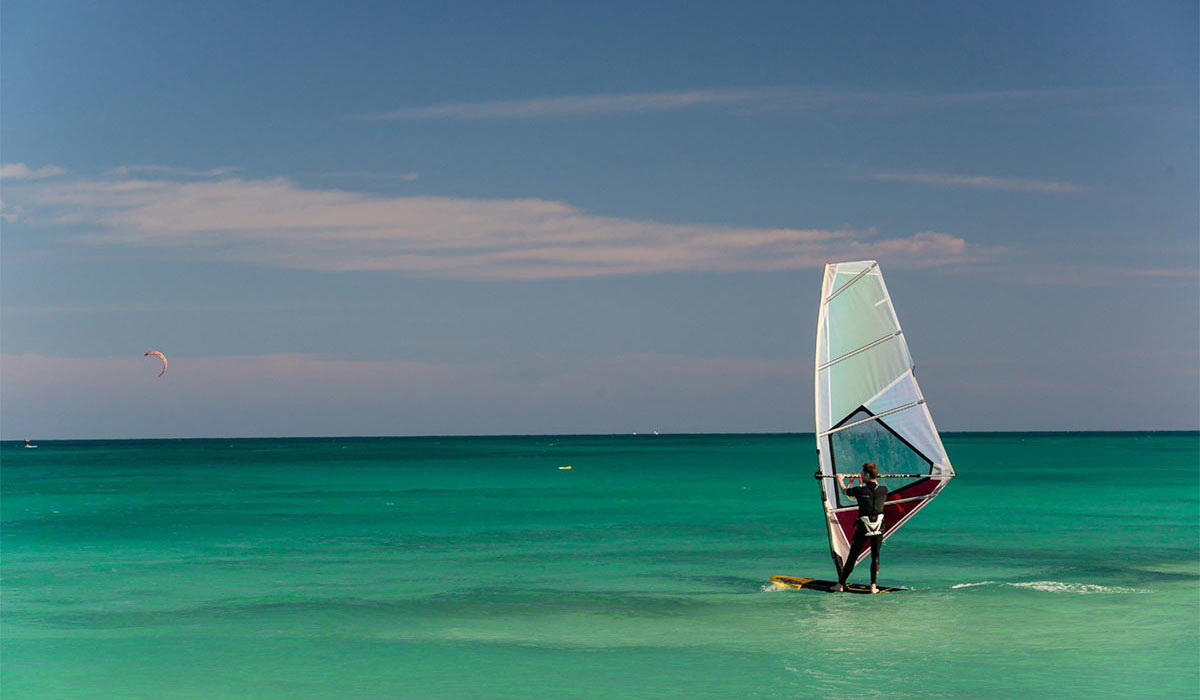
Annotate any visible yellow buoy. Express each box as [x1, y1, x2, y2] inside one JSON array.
[[559, 465, 572, 470]]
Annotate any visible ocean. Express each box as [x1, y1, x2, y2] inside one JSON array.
[[2, 433, 1197, 699]]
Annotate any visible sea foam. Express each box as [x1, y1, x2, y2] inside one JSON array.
[[953, 580, 1149, 594]]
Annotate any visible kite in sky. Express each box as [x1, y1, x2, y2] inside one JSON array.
[[144, 350, 167, 377]]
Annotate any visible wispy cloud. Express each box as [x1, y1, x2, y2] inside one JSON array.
[[871, 170, 1083, 193], [0, 162, 67, 180], [366, 89, 773, 120], [0, 198, 24, 223], [365, 85, 1154, 121], [326, 170, 420, 182], [106, 164, 238, 178], [16, 173, 975, 279], [1123, 267, 1200, 278], [946, 259, 1199, 287]]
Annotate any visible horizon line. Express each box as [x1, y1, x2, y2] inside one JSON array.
[[7, 429, 1197, 442]]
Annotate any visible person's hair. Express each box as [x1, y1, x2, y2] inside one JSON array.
[[861, 462, 879, 479]]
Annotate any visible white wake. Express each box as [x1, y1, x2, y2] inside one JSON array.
[[953, 580, 1149, 594]]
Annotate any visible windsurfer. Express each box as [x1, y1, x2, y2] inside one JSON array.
[[831, 462, 888, 594]]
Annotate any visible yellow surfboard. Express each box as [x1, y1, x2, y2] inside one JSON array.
[[769, 575, 903, 594]]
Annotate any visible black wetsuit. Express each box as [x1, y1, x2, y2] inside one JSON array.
[[839, 481, 888, 585]]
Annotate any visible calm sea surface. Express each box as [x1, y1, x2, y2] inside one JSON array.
[[2, 433, 1197, 699]]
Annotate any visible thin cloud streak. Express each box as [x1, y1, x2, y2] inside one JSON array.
[[106, 164, 238, 178], [366, 85, 1155, 121], [1, 163, 67, 180], [871, 170, 1083, 193], [326, 170, 420, 181], [0, 198, 24, 223], [18, 173, 975, 279], [1122, 267, 1200, 278], [945, 260, 1200, 287], [367, 88, 773, 120]]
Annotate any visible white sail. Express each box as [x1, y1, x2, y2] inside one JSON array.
[[814, 261, 954, 570]]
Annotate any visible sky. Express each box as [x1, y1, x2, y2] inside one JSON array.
[[1, 0, 1197, 438]]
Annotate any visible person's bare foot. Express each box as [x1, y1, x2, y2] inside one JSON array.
[[870, 584, 878, 594], [831, 583, 843, 592]]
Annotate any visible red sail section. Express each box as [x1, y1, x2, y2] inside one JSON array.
[[833, 478, 942, 558], [835, 509, 858, 544], [887, 478, 940, 502]]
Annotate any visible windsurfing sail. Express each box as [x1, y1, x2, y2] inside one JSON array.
[[814, 261, 954, 573], [144, 350, 167, 377]]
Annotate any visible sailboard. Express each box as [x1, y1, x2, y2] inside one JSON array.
[[811, 260, 955, 576], [770, 575, 903, 594]]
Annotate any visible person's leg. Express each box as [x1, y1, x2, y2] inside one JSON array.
[[869, 535, 882, 588], [838, 530, 866, 585]]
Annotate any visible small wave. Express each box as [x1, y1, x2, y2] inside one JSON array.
[[1008, 581, 1149, 594], [761, 583, 786, 592], [952, 580, 1148, 594]]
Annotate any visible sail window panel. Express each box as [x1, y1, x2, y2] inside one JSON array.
[[828, 409, 933, 509], [824, 340, 912, 422], [864, 373, 952, 475], [869, 403, 949, 474], [824, 273, 898, 361]]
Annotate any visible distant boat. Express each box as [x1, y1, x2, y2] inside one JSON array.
[[24, 438, 37, 449]]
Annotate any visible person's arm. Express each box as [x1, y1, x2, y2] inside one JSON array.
[[837, 474, 859, 498]]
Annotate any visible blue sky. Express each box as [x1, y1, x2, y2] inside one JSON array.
[[2, 0, 1197, 438]]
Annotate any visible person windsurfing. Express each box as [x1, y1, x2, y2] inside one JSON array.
[[831, 462, 887, 594]]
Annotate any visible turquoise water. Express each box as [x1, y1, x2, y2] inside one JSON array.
[[2, 433, 1197, 699]]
